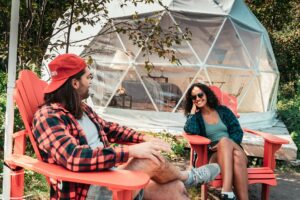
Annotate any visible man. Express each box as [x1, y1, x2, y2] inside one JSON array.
[[33, 54, 220, 200]]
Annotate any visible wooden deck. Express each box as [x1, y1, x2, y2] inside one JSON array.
[[242, 120, 297, 161]]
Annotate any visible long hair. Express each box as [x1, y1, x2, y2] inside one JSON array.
[[44, 69, 86, 119], [184, 83, 219, 116]]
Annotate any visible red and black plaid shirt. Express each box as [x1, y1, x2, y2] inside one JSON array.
[[32, 103, 144, 199]]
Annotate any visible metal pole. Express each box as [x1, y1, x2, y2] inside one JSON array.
[[3, 0, 20, 199]]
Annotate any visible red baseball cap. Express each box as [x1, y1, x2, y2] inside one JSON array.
[[44, 54, 87, 93]]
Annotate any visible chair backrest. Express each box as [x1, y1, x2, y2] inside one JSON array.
[[209, 85, 239, 118], [14, 70, 47, 161]]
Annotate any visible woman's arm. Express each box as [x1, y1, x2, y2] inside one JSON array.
[[184, 114, 201, 135]]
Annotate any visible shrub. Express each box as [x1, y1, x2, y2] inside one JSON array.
[[277, 80, 300, 158]]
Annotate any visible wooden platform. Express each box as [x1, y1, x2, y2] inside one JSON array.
[[242, 121, 297, 161]]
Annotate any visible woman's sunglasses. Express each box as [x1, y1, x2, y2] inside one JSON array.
[[191, 92, 204, 100]]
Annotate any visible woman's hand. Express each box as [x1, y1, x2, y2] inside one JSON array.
[[210, 145, 218, 152], [190, 103, 198, 115]]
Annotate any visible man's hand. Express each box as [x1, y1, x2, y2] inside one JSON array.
[[142, 135, 156, 142], [128, 140, 171, 165], [143, 135, 165, 143]]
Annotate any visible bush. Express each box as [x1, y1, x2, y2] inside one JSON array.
[[277, 80, 300, 158]]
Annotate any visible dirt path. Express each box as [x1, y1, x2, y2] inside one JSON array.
[[248, 172, 300, 200], [206, 172, 300, 200], [172, 159, 300, 200]]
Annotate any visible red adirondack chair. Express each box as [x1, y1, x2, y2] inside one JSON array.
[[183, 85, 289, 200], [5, 70, 149, 200]]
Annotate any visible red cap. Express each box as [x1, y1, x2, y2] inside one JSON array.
[[44, 54, 87, 93]]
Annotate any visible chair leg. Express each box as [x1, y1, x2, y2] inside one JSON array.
[[10, 169, 24, 199], [201, 184, 208, 200], [261, 184, 270, 200], [112, 190, 133, 200]]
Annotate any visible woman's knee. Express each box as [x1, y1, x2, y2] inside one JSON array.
[[218, 137, 233, 149], [233, 150, 247, 166]]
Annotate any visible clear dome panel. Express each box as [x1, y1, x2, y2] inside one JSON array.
[[238, 77, 264, 112], [259, 72, 277, 110], [90, 61, 130, 107], [107, 68, 156, 111], [140, 66, 202, 113], [136, 12, 199, 65], [113, 13, 162, 58], [259, 42, 277, 71], [189, 68, 211, 85], [174, 68, 211, 113], [232, 20, 261, 67], [81, 22, 125, 63], [136, 65, 199, 112], [204, 67, 257, 112], [172, 12, 224, 62], [206, 19, 252, 68]]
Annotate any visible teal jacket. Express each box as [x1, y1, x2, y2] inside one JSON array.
[[184, 105, 243, 144]]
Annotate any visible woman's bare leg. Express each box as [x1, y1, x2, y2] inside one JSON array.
[[216, 137, 234, 192], [211, 138, 249, 199], [232, 147, 249, 200]]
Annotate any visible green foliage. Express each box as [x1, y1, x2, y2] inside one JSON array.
[[248, 0, 300, 159], [0, 1, 71, 73], [277, 80, 300, 158], [144, 131, 189, 160], [248, 0, 300, 84], [1, 0, 190, 75], [0, 72, 8, 147], [24, 170, 49, 198]]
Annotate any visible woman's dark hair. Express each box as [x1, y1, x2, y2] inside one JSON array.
[[184, 83, 219, 116], [44, 69, 86, 119]]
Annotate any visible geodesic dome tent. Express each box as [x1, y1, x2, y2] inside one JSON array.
[[43, 0, 279, 132]]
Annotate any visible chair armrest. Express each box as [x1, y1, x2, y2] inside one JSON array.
[[12, 130, 27, 138], [243, 128, 289, 169], [5, 154, 150, 191], [182, 133, 211, 167], [243, 128, 289, 145], [182, 133, 211, 145]]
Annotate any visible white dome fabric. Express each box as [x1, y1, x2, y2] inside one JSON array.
[[43, 0, 279, 133]]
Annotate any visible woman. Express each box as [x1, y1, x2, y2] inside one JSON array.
[[184, 83, 248, 200]]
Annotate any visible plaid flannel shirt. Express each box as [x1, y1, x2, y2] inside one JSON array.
[[32, 103, 144, 200], [184, 105, 243, 144]]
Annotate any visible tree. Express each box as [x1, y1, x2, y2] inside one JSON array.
[[0, 0, 191, 75], [247, 0, 300, 89]]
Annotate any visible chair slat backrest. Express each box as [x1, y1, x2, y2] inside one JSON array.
[[14, 70, 47, 161], [209, 85, 239, 117]]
